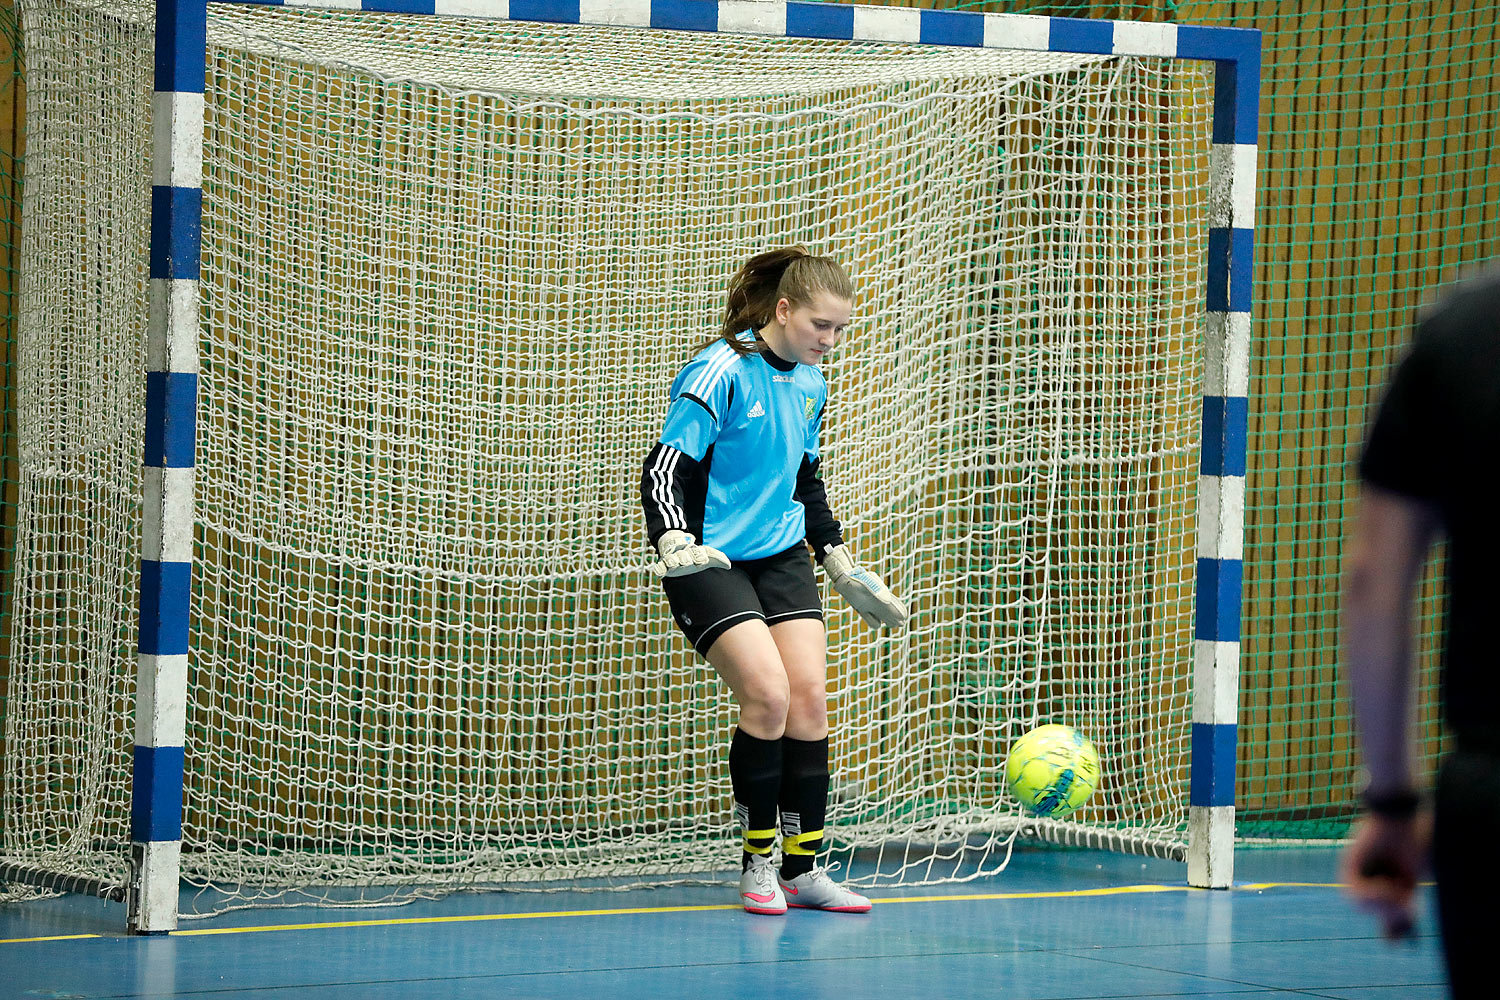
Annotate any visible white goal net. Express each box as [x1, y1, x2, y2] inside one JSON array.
[[2, 0, 1213, 913]]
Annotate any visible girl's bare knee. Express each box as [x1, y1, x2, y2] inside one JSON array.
[[783, 679, 827, 738], [739, 676, 791, 738]]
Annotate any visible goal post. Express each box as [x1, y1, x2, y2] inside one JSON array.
[[1, 0, 1257, 934]]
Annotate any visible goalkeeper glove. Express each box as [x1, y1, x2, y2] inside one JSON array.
[[651, 529, 731, 578], [822, 543, 908, 631]]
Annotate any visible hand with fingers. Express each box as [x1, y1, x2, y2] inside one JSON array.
[[651, 529, 731, 578], [821, 543, 908, 631], [1340, 807, 1430, 941]]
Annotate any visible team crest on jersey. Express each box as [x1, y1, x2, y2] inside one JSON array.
[[804, 397, 817, 419]]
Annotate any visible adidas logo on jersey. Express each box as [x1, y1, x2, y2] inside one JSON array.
[[747, 401, 766, 418]]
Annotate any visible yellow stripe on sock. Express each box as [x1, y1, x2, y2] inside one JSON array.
[[782, 829, 824, 855], [742, 827, 777, 854]]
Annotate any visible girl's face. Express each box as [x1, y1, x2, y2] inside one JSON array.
[[774, 291, 852, 366]]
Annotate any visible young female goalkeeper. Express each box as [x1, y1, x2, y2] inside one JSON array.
[[639, 246, 909, 915]]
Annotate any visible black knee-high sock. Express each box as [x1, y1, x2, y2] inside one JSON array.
[[778, 736, 829, 879], [730, 728, 782, 871]]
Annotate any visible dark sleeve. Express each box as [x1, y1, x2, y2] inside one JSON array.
[[795, 455, 844, 561], [641, 442, 711, 548], [1358, 334, 1447, 501]]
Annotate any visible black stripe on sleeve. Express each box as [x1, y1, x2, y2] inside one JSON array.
[[679, 392, 717, 421]]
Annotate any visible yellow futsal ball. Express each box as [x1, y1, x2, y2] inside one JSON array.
[[1005, 724, 1101, 818]]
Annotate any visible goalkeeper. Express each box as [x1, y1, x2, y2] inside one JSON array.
[[640, 246, 908, 915]]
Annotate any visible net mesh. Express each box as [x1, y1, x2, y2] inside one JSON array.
[[2, 0, 1213, 910]]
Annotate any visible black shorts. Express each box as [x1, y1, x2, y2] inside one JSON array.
[[661, 543, 823, 658]]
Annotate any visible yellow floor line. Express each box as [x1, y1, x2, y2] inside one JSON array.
[[173, 902, 744, 937], [1, 880, 1371, 945]]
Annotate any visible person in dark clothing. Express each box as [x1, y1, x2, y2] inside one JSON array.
[[1342, 260, 1500, 997]]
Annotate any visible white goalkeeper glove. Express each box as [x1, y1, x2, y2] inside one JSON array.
[[650, 529, 731, 578], [822, 543, 908, 631]]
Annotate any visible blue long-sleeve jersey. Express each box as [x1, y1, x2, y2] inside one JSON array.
[[641, 333, 843, 562]]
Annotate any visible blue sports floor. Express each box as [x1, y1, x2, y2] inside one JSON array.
[[1, 848, 1444, 999]]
